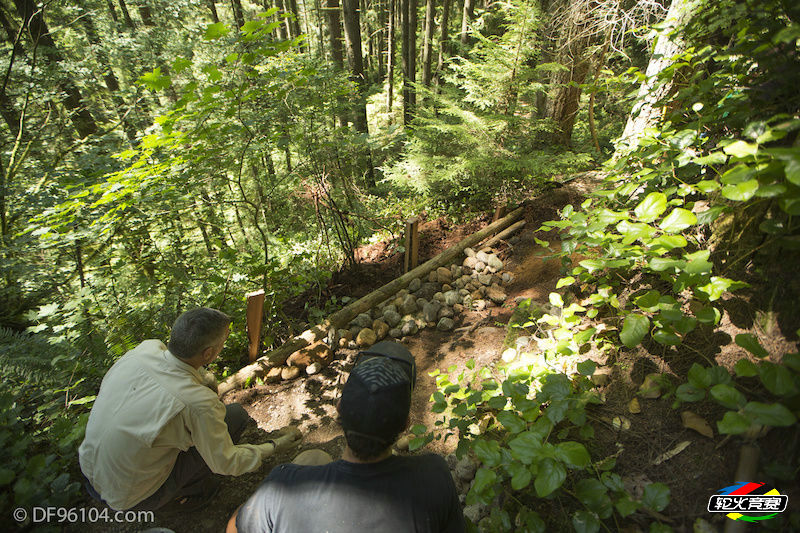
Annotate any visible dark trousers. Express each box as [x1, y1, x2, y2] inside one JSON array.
[[85, 403, 250, 510]]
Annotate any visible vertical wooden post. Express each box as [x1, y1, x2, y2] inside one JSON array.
[[246, 290, 265, 362], [404, 217, 419, 273], [492, 205, 506, 223]]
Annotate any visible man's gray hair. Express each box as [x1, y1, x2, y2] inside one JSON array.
[[168, 308, 232, 360]]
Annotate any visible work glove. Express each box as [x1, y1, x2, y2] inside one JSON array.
[[255, 427, 302, 460]]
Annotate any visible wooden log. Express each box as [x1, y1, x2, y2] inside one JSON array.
[[723, 444, 760, 533], [481, 219, 525, 250], [246, 290, 265, 362], [404, 217, 419, 273], [218, 206, 525, 397]]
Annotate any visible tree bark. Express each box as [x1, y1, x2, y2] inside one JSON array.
[[286, 0, 306, 51], [434, 0, 450, 86], [376, 0, 386, 80], [618, 0, 693, 151], [342, 0, 368, 134], [386, 0, 395, 115], [231, 0, 245, 28], [421, 0, 435, 87], [459, 0, 473, 45], [207, 0, 220, 23], [117, 0, 135, 29], [13, 0, 98, 138]]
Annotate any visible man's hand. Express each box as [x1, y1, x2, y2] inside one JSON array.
[[255, 427, 302, 460]]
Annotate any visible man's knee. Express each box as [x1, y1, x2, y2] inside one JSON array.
[[224, 403, 251, 443]]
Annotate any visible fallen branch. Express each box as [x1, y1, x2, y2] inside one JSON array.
[[218, 206, 525, 397]]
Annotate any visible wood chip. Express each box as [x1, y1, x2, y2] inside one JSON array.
[[652, 440, 691, 465], [628, 398, 641, 414], [681, 411, 713, 438]]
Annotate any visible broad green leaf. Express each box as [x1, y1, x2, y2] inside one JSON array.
[[575, 478, 611, 516], [658, 208, 697, 233], [695, 206, 727, 225], [649, 257, 686, 272], [684, 250, 712, 274], [688, 363, 711, 389], [574, 328, 596, 346], [571, 511, 600, 533], [615, 495, 639, 517], [649, 234, 688, 250], [784, 158, 800, 185], [735, 333, 768, 358], [556, 276, 575, 289], [204, 22, 230, 40], [707, 365, 732, 386], [710, 384, 747, 409], [510, 463, 532, 490], [549, 292, 564, 308], [650, 524, 674, 533], [676, 383, 705, 402], [653, 327, 681, 346], [579, 259, 606, 273], [723, 140, 758, 158], [692, 152, 726, 166], [722, 180, 759, 201], [138, 68, 171, 92], [721, 164, 756, 184], [634, 290, 661, 312], [695, 180, 721, 192], [509, 431, 542, 464], [172, 57, 192, 73], [783, 353, 800, 373], [779, 196, 800, 215], [734, 359, 759, 377], [577, 359, 596, 376], [743, 402, 797, 427], [634, 192, 667, 222], [555, 442, 591, 469], [717, 411, 752, 434], [467, 467, 497, 505], [497, 411, 527, 434], [620, 314, 649, 348], [641, 483, 671, 512], [758, 362, 798, 396], [697, 276, 747, 301], [617, 221, 656, 244], [0, 467, 13, 486], [534, 458, 566, 497]]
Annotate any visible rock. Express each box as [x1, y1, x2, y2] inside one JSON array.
[[463, 504, 487, 524], [428, 271, 438, 283], [515, 336, 531, 350], [591, 366, 613, 387], [356, 328, 377, 347], [306, 362, 322, 375], [501, 272, 513, 285], [441, 284, 452, 292], [486, 266, 497, 274], [454, 278, 466, 290], [474, 261, 486, 272], [437, 317, 455, 331], [464, 247, 476, 257], [281, 366, 301, 381], [453, 266, 462, 277], [487, 254, 503, 270], [416, 282, 440, 300], [501, 348, 517, 362], [389, 327, 402, 338], [478, 274, 492, 286], [372, 319, 390, 340], [473, 299, 487, 311], [338, 337, 349, 348], [486, 284, 507, 304], [347, 340, 357, 349], [265, 366, 283, 383], [400, 294, 418, 315], [352, 313, 373, 328], [416, 297, 429, 310], [349, 326, 361, 340], [476, 250, 490, 264], [397, 289, 409, 298], [436, 266, 452, 283], [438, 306, 454, 319], [453, 303, 465, 313], [371, 307, 383, 320], [383, 309, 402, 328], [423, 301, 441, 322], [383, 304, 398, 315], [433, 292, 444, 302], [287, 341, 334, 368], [458, 288, 469, 297], [639, 373, 664, 399], [395, 435, 410, 451], [444, 290, 460, 307], [470, 290, 483, 301], [326, 329, 338, 346], [408, 278, 422, 292], [455, 456, 477, 482], [401, 320, 419, 336]]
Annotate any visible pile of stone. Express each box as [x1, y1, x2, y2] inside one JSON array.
[[269, 247, 515, 382]]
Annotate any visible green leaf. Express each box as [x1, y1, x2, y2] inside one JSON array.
[[620, 314, 650, 348], [688, 363, 711, 388], [649, 235, 688, 250], [734, 359, 759, 377], [138, 68, 172, 91], [717, 411, 752, 434], [571, 511, 600, 533], [468, 467, 497, 505], [721, 164, 757, 184], [784, 158, 800, 186], [658, 208, 697, 233], [676, 383, 705, 402], [722, 180, 759, 201], [723, 140, 758, 158], [710, 384, 747, 409], [635, 192, 668, 223], [549, 292, 564, 308], [497, 411, 526, 434], [649, 257, 686, 272], [758, 362, 798, 396], [650, 524, 674, 533], [743, 402, 797, 426], [697, 276, 747, 301], [556, 276, 575, 289], [695, 206, 727, 225], [653, 327, 681, 346], [735, 334, 769, 358], [0, 467, 14, 486], [574, 328, 596, 346], [509, 431, 542, 464], [577, 359, 596, 376], [555, 442, 591, 469], [695, 180, 721, 192], [783, 353, 800, 373], [684, 250, 712, 274], [641, 483, 671, 512], [615, 495, 639, 517], [534, 458, 566, 497], [579, 259, 606, 273], [204, 22, 230, 40], [508, 462, 533, 490], [576, 478, 612, 517], [617, 221, 656, 244]]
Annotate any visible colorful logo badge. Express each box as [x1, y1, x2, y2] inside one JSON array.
[[707, 482, 788, 523]]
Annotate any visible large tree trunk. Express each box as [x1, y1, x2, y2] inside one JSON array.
[[401, 0, 416, 123], [0, 7, 22, 136], [618, 0, 694, 151], [459, 0, 473, 46], [434, 0, 450, 86], [325, 0, 348, 126], [386, 0, 395, 115], [421, 0, 435, 87], [342, 0, 368, 134], [285, 0, 307, 51], [376, 0, 386, 80], [13, 0, 98, 138], [117, 0, 135, 29], [231, 0, 245, 28], [206, 0, 220, 23]]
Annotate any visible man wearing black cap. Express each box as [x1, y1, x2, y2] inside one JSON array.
[[227, 341, 466, 533]]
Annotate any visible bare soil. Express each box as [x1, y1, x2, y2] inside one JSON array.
[[73, 174, 800, 533]]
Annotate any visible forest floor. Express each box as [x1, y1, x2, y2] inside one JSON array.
[[74, 174, 799, 533]]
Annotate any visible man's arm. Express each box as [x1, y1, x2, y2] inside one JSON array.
[[226, 505, 241, 533]]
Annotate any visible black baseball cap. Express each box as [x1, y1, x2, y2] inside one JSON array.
[[339, 342, 416, 447]]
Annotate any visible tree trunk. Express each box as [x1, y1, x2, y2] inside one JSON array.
[[434, 0, 450, 85], [286, 0, 306, 51], [207, 0, 220, 23], [0, 7, 22, 136], [324, 0, 348, 126], [376, 0, 386, 80], [117, 0, 135, 28], [408, 0, 416, 108], [618, 0, 694, 151], [231, 0, 245, 28], [275, 0, 290, 39], [13, 0, 98, 138], [342, 0, 368, 134], [401, 0, 416, 123], [386, 0, 395, 115], [105, 0, 119, 23], [421, 0, 435, 87], [459, 0, 473, 46]]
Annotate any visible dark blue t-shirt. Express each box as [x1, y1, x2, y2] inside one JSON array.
[[236, 454, 466, 533]]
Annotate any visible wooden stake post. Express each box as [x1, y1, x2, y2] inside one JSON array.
[[246, 290, 265, 362], [404, 217, 419, 273]]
